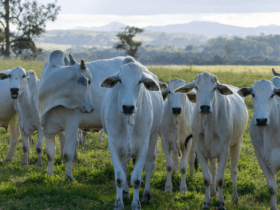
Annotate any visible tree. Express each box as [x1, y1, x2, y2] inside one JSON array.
[[115, 26, 144, 59], [224, 40, 235, 57], [0, 0, 60, 58]]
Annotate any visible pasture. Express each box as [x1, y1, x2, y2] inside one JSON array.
[[0, 60, 279, 209]]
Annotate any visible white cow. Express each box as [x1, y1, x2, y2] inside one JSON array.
[[35, 50, 94, 180], [0, 70, 19, 162], [238, 73, 280, 210], [174, 72, 248, 210], [100, 58, 163, 210], [160, 79, 196, 194], [0, 68, 44, 166]]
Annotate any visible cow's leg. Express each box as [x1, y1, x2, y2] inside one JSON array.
[[82, 130, 88, 147], [131, 138, 149, 209], [196, 151, 212, 209], [108, 138, 125, 210], [179, 138, 192, 194], [21, 132, 31, 165], [255, 151, 278, 210], [5, 116, 19, 162], [230, 140, 242, 203], [45, 136, 56, 175], [142, 134, 158, 204], [210, 158, 217, 197], [64, 123, 79, 181], [73, 133, 79, 163], [188, 139, 195, 177], [161, 136, 173, 192], [58, 132, 65, 162], [121, 156, 130, 199], [216, 147, 229, 210], [98, 129, 104, 143], [35, 126, 44, 167]]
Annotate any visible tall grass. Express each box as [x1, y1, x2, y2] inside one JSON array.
[[0, 62, 278, 209]]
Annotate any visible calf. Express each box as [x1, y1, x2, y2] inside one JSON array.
[[175, 72, 248, 209], [100, 59, 163, 210], [238, 76, 280, 210], [160, 79, 196, 194]]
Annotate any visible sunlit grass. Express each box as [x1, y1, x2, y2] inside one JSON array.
[[0, 62, 278, 209]]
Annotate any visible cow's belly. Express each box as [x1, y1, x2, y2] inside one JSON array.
[[269, 148, 280, 175]]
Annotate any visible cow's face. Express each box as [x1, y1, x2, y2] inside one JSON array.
[[238, 79, 280, 126], [162, 79, 187, 115], [0, 67, 27, 99], [100, 63, 159, 115], [174, 72, 233, 114]]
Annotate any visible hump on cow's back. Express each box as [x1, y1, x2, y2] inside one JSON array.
[[121, 56, 136, 66], [47, 50, 70, 68]]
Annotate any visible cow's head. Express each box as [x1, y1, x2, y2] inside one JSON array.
[[64, 55, 94, 113], [174, 72, 233, 114], [100, 62, 159, 115], [0, 67, 28, 99], [238, 79, 280, 126], [162, 79, 190, 115]]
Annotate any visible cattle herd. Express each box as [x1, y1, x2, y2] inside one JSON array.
[[1, 50, 280, 210]]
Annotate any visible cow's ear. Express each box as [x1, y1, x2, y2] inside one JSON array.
[[238, 87, 252, 97], [100, 75, 119, 88], [217, 84, 233, 95], [142, 73, 160, 91], [274, 88, 280, 97], [159, 81, 168, 90], [187, 92, 196, 103], [174, 81, 195, 94], [0, 73, 10, 80], [161, 88, 168, 100]]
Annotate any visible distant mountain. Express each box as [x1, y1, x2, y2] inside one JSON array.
[[72, 21, 126, 31], [71, 21, 280, 36], [144, 21, 280, 36]]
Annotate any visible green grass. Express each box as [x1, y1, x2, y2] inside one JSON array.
[[0, 63, 279, 209]]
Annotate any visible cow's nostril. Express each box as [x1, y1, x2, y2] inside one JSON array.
[[172, 107, 182, 114], [11, 88, 19, 94], [123, 105, 134, 114], [256, 118, 268, 126], [200, 105, 210, 113]]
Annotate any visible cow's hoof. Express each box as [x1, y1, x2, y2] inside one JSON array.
[[21, 162, 28, 166], [131, 200, 141, 210], [164, 185, 172, 193], [37, 161, 43, 167], [210, 190, 217, 197], [203, 201, 211, 209], [114, 199, 124, 210], [232, 196, 238, 205], [65, 175, 73, 181], [179, 185, 187, 194], [123, 190, 130, 199], [218, 201, 226, 210], [142, 191, 151, 204], [5, 159, 11, 163]]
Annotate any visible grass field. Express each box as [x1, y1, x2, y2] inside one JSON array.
[[0, 62, 279, 209]]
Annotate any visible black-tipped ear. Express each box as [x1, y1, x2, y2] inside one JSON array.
[[217, 84, 233, 95], [0, 73, 10, 80], [187, 93, 196, 103], [69, 54, 77, 65], [238, 87, 252, 97], [80, 60, 86, 70], [100, 75, 119, 88], [161, 88, 168, 100], [159, 81, 168, 90]]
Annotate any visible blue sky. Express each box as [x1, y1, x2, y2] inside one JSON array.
[[37, 0, 280, 30]]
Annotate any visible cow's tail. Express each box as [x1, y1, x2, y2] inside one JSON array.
[[185, 134, 192, 149], [194, 152, 198, 172]]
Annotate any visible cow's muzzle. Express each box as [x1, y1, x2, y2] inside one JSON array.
[[172, 107, 182, 115], [256, 118, 268, 126], [200, 105, 211, 114], [10, 88, 19, 99], [123, 105, 134, 115]]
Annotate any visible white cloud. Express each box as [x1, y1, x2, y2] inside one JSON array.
[[46, 12, 280, 30]]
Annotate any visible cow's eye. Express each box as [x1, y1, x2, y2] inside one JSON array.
[[195, 87, 198, 90], [88, 80, 91, 85], [252, 93, 255, 97], [22, 75, 26, 78], [119, 79, 122, 84], [138, 80, 142, 84], [271, 94, 274, 98], [8, 74, 11, 78], [168, 91, 171, 94], [213, 87, 216, 91]]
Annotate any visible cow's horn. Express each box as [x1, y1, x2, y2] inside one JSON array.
[[80, 60, 86, 70], [69, 54, 77, 65]]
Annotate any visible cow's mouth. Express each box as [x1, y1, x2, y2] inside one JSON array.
[[11, 94, 18, 99]]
